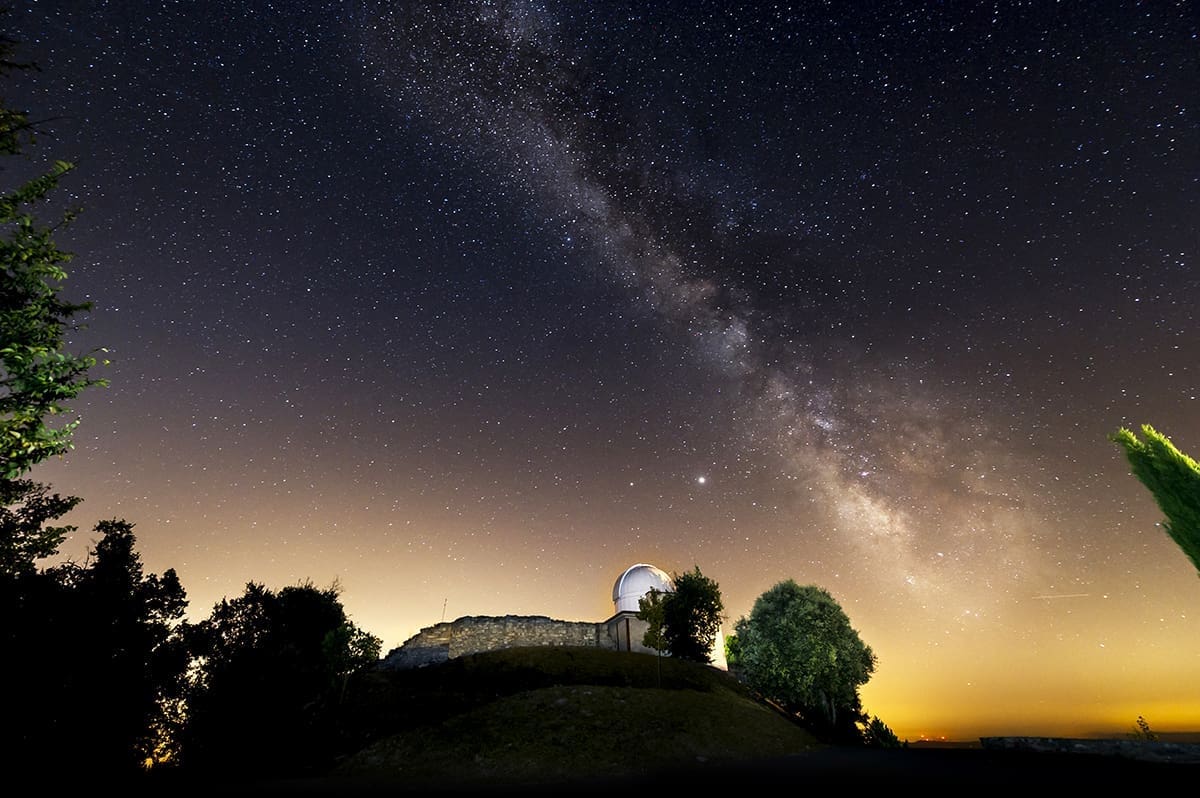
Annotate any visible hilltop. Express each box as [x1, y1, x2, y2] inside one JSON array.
[[329, 646, 823, 791]]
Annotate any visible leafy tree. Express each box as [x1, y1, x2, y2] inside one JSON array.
[[0, 476, 80, 575], [54, 520, 189, 770], [637, 586, 668, 652], [181, 580, 382, 778], [1109, 424, 1200, 576], [734, 580, 876, 742], [324, 620, 383, 702], [0, 29, 174, 777], [637, 586, 668, 686], [0, 20, 106, 480], [5, 519, 188, 775], [660, 565, 724, 663]]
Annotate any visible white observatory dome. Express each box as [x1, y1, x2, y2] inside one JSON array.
[[612, 563, 674, 614]]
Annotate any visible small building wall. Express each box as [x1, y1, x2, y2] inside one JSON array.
[[604, 610, 660, 655]]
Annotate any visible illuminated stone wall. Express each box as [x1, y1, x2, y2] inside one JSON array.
[[380, 614, 627, 669]]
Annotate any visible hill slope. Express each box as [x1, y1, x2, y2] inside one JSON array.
[[330, 646, 823, 790]]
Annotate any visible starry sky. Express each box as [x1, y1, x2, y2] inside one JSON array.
[[9, 1, 1198, 741]]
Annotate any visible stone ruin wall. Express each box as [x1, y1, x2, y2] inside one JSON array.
[[381, 615, 614, 669]]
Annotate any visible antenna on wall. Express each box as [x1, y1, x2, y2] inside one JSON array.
[[441, 598, 447, 622]]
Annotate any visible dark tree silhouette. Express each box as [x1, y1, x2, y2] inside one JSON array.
[[180, 580, 381, 778], [0, 477, 80, 575], [660, 565, 724, 663], [0, 27, 183, 778], [5, 519, 188, 775]]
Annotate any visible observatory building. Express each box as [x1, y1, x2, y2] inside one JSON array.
[[606, 562, 675, 654], [381, 563, 727, 670]]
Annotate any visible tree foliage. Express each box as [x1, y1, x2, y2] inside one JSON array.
[[660, 565, 724, 663], [323, 618, 384, 703], [637, 586, 668, 652], [720, 633, 739, 662], [1110, 424, 1200, 576], [0, 476, 80, 575], [181, 580, 382, 778], [3, 519, 189, 774], [0, 25, 165, 776], [862, 715, 904, 748], [0, 21, 106, 480], [734, 580, 876, 742]]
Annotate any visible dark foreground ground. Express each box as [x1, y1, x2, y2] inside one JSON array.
[[173, 744, 1198, 794]]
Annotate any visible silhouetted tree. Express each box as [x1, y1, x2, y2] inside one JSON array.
[[323, 619, 384, 703], [862, 716, 905, 748], [6, 519, 188, 775], [0, 477, 79, 575], [181, 580, 382, 778], [734, 580, 876, 743], [660, 565, 724, 663], [1110, 424, 1200, 576], [0, 28, 181, 778]]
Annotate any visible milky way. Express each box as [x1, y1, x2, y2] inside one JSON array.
[[355, 1, 1085, 616]]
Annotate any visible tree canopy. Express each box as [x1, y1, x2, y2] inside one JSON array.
[[181, 580, 382, 777], [4, 519, 189, 774], [1110, 424, 1200, 576], [635, 566, 724, 663], [733, 580, 876, 741], [0, 476, 80, 575], [0, 23, 106, 480], [0, 29, 170, 777], [637, 585, 668, 653], [662, 565, 724, 663]]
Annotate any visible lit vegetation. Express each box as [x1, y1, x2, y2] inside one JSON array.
[[1110, 424, 1200, 575]]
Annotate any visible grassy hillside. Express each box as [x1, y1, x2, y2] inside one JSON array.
[[330, 646, 824, 790]]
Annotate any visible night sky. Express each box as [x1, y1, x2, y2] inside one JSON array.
[[10, 1, 1198, 741]]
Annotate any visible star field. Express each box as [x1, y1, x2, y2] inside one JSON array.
[[10, 1, 1199, 740]]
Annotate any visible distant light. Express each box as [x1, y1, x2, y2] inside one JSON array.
[[697, 476, 707, 485]]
